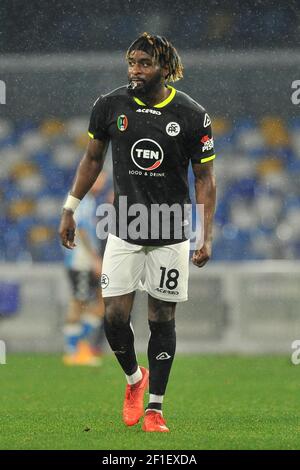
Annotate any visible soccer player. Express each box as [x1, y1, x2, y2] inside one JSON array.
[[62, 175, 107, 366], [59, 33, 216, 432]]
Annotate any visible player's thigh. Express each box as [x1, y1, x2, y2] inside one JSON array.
[[144, 239, 190, 302], [101, 234, 145, 297], [104, 292, 136, 324]]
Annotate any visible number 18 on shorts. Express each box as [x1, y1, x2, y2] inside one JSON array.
[[101, 234, 190, 302]]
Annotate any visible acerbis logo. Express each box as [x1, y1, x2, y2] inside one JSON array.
[[131, 138, 164, 171], [156, 352, 171, 360], [166, 121, 180, 136], [136, 108, 161, 115], [203, 113, 211, 128], [155, 287, 179, 295]]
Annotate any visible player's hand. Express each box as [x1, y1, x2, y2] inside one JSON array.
[[59, 210, 77, 249], [191, 242, 211, 268]]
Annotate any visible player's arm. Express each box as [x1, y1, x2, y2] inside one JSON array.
[[71, 138, 108, 199], [59, 138, 108, 249], [191, 160, 216, 267]]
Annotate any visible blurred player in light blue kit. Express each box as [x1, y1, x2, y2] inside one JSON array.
[[63, 173, 112, 365]]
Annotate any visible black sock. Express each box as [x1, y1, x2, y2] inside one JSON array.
[[147, 319, 176, 408], [104, 316, 138, 376], [147, 402, 162, 412]]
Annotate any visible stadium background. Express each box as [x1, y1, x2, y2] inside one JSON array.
[[1, 0, 300, 450]]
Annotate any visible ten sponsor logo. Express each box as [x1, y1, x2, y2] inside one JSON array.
[[131, 138, 164, 171], [117, 115, 128, 131], [166, 121, 180, 136]]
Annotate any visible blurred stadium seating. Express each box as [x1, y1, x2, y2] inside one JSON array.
[[1, 0, 299, 53], [1, 114, 300, 262], [1, 0, 299, 264], [0, 1, 300, 362], [0, 116, 93, 262]]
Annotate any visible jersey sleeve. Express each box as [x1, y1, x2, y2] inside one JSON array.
[[186, 111, 216, 164], [88, 96, 109, 141]]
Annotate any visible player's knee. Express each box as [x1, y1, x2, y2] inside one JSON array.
[[104, 299, 129, 328], [148, 298, 176, 322]]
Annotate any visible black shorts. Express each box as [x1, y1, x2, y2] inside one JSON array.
[[67, 269, 99, 302]]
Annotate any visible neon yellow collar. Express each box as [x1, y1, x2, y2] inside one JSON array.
[[133, 85, 176, 108]]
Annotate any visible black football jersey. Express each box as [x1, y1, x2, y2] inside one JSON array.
[[88, 85, 215, 246]]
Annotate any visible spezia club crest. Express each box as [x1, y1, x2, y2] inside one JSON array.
[[166, 122, 180, 136], [100, 274, 109, 289], [117, 115, 128, 131]]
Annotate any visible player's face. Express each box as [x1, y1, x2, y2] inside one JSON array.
[[127, 50, 165, 96]]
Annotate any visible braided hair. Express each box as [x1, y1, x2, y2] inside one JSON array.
[[126, 32, 184, 82]]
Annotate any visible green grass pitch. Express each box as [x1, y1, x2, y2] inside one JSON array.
[[0, 354, 299, 450]]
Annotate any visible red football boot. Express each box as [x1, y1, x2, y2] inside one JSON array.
[[142, 410, 170, 432], [123, 367, 149, 426]]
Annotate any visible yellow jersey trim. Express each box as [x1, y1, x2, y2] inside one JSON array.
[[133, 96, 146, 106], [133, 86, 176, 108], [88, 131, 94, 139], [201, 154, 216, 164]]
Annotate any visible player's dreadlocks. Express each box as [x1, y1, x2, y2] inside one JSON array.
[[126, 32, 184, 82]]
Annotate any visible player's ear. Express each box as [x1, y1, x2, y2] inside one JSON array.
[[162, 65, 169, 80]]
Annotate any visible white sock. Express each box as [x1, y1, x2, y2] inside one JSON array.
[[146, 394, 164, 414], [146, 409, 163, 415], [63, 323, 83, 354], [63, 323, 82, 336], [149, 394, 164, 404], [126, 366, 142, 385]]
